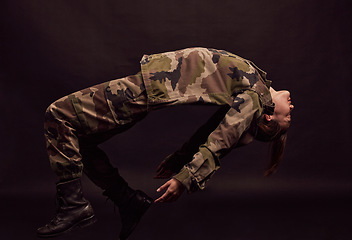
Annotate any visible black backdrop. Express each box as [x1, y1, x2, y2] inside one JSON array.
[[1, 0, 351, 239]]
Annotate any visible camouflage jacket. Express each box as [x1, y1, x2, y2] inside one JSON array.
[[140, 47, 274, 192]]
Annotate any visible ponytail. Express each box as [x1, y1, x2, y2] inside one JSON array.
[[255, 115, 288, 176]]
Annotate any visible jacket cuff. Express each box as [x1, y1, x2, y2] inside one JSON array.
[[173, 167, 198, 193]]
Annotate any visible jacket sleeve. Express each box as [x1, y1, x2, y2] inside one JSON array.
[[161, 105, 231, 173], [173, 90, 262, 192]]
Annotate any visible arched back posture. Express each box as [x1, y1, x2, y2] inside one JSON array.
[[37, 47, 293, 240]]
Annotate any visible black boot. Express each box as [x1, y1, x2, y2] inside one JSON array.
[[37, 178, 96, 238], [102, 174, 153, 240], [80, 145, 152, 240]]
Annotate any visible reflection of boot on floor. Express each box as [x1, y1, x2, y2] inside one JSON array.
[[37, 178, 96, 238], [103, 178, 153, 240]]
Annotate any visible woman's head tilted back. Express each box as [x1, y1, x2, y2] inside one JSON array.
[[255, 88, 294, 176]]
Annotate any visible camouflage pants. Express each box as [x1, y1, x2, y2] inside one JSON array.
[[44, 73, 148, 182]]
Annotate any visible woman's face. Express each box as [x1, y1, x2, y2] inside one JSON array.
[[270, 89, 294, 129]]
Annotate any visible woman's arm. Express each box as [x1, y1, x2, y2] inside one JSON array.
[[154, 105, 231, 179], [156, 91, 262, 200]]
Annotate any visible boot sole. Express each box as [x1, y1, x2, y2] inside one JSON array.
[[37, 215, 97, 238]]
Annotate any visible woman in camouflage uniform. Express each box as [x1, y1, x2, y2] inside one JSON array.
[[37, 47, 293, 240]]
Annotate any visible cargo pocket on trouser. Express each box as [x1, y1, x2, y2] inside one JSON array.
[[69, 82, 118, 136], [104, 73, 149, 126]]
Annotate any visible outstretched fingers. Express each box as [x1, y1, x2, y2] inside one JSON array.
[[154, 181, 171, 203], [154, 160, 173, 179], [154, 179, 185, 203]]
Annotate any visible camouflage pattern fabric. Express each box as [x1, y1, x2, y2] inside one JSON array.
[[44, 73, 147, 180], [140, 47, 273, 192], [44, 47, 273, 192], [141, 47, 273, 107]]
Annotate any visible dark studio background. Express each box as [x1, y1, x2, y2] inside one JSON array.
[[1, 0, 351, 239]]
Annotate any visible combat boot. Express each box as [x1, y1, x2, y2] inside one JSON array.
[[37, 178, 96, 237], [102, 174, 152, 240]]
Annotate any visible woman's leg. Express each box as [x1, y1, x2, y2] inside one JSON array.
[[38, 73, 152, 239], [37, 90, 105, 237]]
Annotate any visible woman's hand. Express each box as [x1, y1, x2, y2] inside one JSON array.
[[154, 178, 185, 203], [154, 159, 174, 179]]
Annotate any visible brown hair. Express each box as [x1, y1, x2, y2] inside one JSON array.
[[255, 115, 288, 176]]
